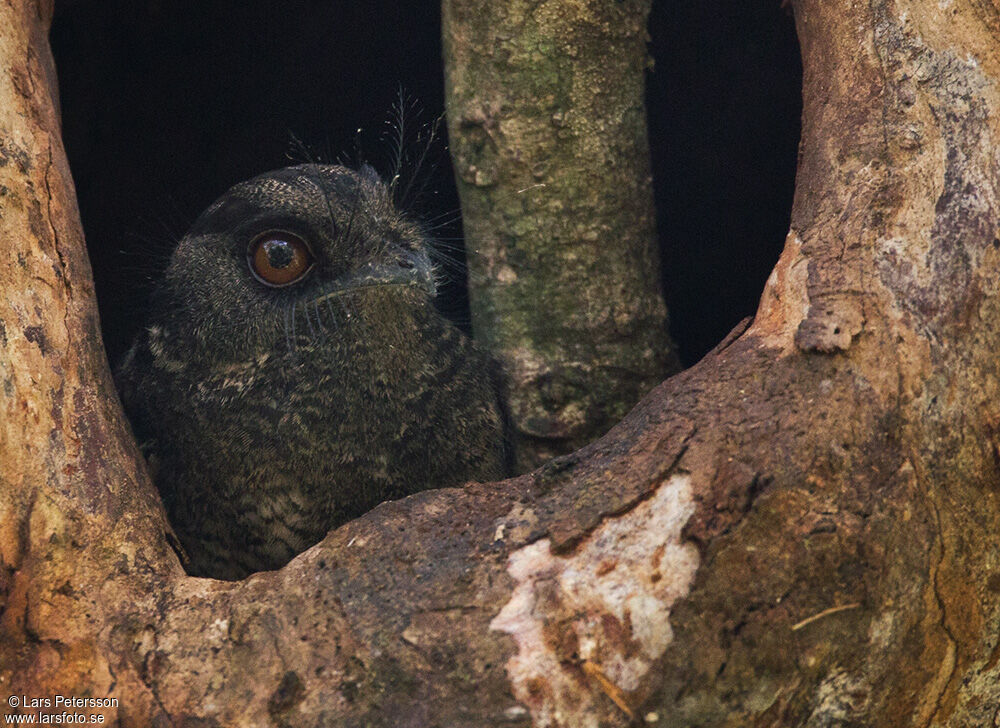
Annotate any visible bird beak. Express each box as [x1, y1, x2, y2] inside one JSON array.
[[312, 248, 436, 304]]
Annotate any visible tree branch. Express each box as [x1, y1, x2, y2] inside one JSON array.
[[443, 0, 679, 469], [4, 0, 1000, 725]]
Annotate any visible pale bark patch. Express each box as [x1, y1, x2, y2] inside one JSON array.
[[752, 231, 810, 351], [491, 474, 698, 726]]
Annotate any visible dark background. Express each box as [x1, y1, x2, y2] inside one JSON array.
[[50, 0, 801, 368]]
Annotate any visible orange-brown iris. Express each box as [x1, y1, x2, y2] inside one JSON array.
[[248, 231, 313, 286]]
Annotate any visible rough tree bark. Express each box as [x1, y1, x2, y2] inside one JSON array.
[[443, 0, 679, 470], [3, 0, 1000, 726]]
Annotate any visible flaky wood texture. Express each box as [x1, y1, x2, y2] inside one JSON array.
[[4, 0, 1000, 725], [442, 0, 680, 470]]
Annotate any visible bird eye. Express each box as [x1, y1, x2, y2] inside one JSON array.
[[248, 231, 314, 287]]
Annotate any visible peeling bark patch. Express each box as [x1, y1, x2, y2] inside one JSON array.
[[491, 474, 698, 727], [806, 669, 871, 724], [752, 231, 810, 349]]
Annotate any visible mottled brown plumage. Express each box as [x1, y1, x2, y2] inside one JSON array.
[[116, 164, 510, 579]]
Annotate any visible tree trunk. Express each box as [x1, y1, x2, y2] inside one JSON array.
[[442, 0, 679, 470], [4, 0, 1000, 726]]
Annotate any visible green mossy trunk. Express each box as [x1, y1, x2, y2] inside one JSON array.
[[442, 0, 679, 469]]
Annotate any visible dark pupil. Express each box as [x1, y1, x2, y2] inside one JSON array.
[[263, 239, 295, 269]]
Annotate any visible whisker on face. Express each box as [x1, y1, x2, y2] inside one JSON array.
[[338, 299, 353, 327], [424, 247, 498, 288], [342, 185, 364, 259], [324, 294, 340, 333], [282, 300, 295, 355], [302, 296, 318, 340], [420, 210, 464, 228], [313, 297, 329, 343], [396, 117, 443, 209]]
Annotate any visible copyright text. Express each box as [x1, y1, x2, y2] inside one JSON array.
[[4, 695, 117, 725]]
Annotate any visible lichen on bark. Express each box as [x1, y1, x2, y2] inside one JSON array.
[[442, 0, 679, 469]]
